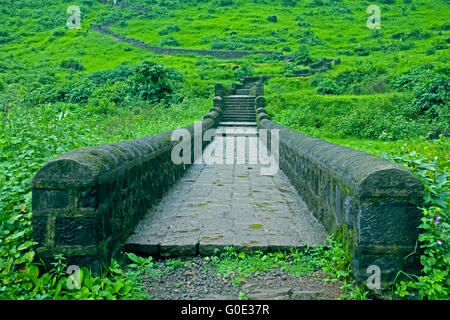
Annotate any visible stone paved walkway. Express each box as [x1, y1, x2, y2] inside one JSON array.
[[125, 127, 327, 256]]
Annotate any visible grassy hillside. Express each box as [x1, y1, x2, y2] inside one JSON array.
[[0, 0, 448, 300]]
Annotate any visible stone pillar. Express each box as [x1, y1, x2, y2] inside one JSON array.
[[255, 96, 265, 109], [215, 83, 225, 97], [213, 96, 223, 109], [254, 83, 264, 96]]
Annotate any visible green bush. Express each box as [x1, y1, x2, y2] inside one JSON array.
[[60, 59, 84, 71], [391, 64, 436, 92], [335, 67, 387, 94], [267, 15, 278, 23], [210, 36, 245, 50], [316, 79, 341, 95], [129, 60, 183, 104], [158, 24, 180, 36], [413, 76, 449, 119], [58, 78, 95, 104], [160, 36, 180, 47], [298, 29, 325, 46], [292, 44, 313, 65], [87, 63, 135, 86], [282, 0, 297, 6], [234, 64, 253, 80], [354, 46, 370, 56]]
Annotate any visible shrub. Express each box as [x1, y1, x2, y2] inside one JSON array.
[[391, 64, 436, 92], [234, 64, 253, 80], [210, 37, 245, 50], [89, 81, 130, 106], [292, 45, 313, 65], [298, 29, 325, 46], [365, 30, 383, 39], [316, 79, 341, 95], [129, 60, 183, 103], [58, 78, 95, 104], [441, 21, 450, 31], [158, 24, 180, 36], [212, 0, 234, 6], [336, 67, 387, 94], [60, 59, 84, 71], [354, 46, 369, 56], [413, 76, 449, 118], [87, 63, 135, 86], [52, 29, 65, 37], [267, 15, 278, 23], [160, 36, 180, 47], [282, 0, 297, 6]]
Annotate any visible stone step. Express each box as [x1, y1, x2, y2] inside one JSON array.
[[219, 121, 257, 127], [223, 107, 254, 110], [223, 99, 255, 102], [221, 119, 257, 123], [222, 107, 255, 109], [223, 104, 255, 107], [225, 95, 254, 98], [215, 128, 259, 137], [215, 126, 259, 135], [221, 114, 256, 117], [223, 101, 255, 103], [222, 113, 256, 116], [222, 110, 256, 116], [222, 109, 255, 113], [222, 113, 256, 119], [222, 106, 255, 112], [235, 89, 250, 95], [221, 119, 257, 122], [222, 106, 255, 110]]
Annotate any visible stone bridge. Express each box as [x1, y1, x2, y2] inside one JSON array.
[[31, 77, 423, 286]]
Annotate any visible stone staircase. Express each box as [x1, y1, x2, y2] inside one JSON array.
[[219, 79, 259, 127], [219, 96, 257, 126]]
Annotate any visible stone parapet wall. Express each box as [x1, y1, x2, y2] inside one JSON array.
[[32, 115, 219, 271], [90, 24, 278, 60], [257, 118, 424, 284]]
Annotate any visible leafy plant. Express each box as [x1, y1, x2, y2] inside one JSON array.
[[129, 60, 183, 103], [160, 36, 180, 47], [292, 44, 313, 65], [158, 24, 180, 36], [380, 151, 449, 300]]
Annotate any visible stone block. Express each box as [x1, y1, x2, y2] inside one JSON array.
[[32, 189, 69, 211]]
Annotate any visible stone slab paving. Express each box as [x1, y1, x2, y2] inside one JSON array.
[[125, 127, 327, 256]]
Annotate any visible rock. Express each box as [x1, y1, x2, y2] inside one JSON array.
[[291, 290, 323, 300], [246, 288, 292, 300]]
